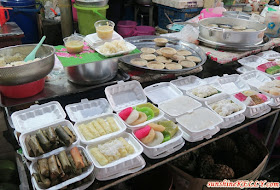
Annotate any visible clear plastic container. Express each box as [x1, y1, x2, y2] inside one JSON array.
[[238, 55, 268, 69], [94, 155, 145, 181], [19, 120, 79, 161], [217, 74, 250, 94], [143, 82, 183, 105], [86, 132, 143, 169], [176, 107, 223, 133], [30, 146, 94, 190], [205, 94, 246, 129], [63, 34, 84, 54], [131, 117, 184, 159], [170, 75, 207, 92], [105, 81, 164, 129], [73, 113, 126, 145], [94, 20, 115, 40], [11, 101, 66, 133], [65, 98, 113, 123]]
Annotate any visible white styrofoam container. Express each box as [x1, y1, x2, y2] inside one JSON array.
[[73, 113, 126, 145], [72, 173, 95, 190], [30, 146, 94, 190], [236, 66, 254, 74], [176, 107, 223, 133], [131, 118, 184, 159], [11, 101, 66, 133], [86, 132, 143, 169], [241, 70, 272, 90], [185, 83, 225, 103], [20, 120, 79, 161], [65, 98, 113, 123], [217, 74, 250, 94], [256, 50, 280, 60], [95, 41, 136, 57], [202, 76, 220, 84], [85, 31, 123, 49], [181, 126, 220, 142], [105, 81, 164, 128], [94, 155, 146, 181], [143, 82, 183, 105], [238, 55, 268, 69], [158, 96, 202, 119], [205, 94, 246, 129], [170, 75, 207, 92]]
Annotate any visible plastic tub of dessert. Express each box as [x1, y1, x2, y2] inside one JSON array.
[[30, 146, 94, 190], [216, 74, 250, 95], [176, 107, 223, 142], [11, 101, 79, 161], [205, 94, 246, 129], [143, 82, 202, 121], [94, 20, 115, 40], [86, 132, 143, 169], [234, 90, 271, 118], [238, 55, 267, 69], [132, 118, 184, 159], [63, 34, 84, 54], [105, 80, 164, 129]]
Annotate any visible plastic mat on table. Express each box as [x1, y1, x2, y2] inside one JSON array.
[[119, 63, 203, 83], [199, 38, 280, 64]]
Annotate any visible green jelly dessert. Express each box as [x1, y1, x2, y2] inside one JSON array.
[[157, 120, 178, 138], [136, 103, 160, 116], [266, 65, 280, 75], [135, 107, 154, 120], [162, 131, 171, 143]]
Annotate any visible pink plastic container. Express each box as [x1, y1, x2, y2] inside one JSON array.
[[117, 20, 137, 38], [71, 0, 78, 22], [135, 26, 155, 36]]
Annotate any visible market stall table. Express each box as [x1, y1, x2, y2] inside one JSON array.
[[0, 22, 24, 48]]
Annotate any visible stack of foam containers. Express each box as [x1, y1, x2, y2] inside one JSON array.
[[144, 81, 222, 143], [241, 71, 278, 109], [65, 98, 145, 181], [11, 101, 95, 189], [170, 76, 229, 141], [105, 81, 184, 159]]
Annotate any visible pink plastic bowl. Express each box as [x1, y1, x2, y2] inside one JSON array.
[[117, 20, 137, 38], [135, 26, 155, 36]]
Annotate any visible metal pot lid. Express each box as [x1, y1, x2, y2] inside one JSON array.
[[0, 0, 36, 7]]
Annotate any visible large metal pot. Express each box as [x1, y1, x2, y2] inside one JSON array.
[[0, 44, 55, 86], [199, 17, 267, 45], [65, 58, 118, 85]]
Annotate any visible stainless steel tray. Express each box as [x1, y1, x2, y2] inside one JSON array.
[[121, 36, 207, 74], [198, 35, 270, 52]]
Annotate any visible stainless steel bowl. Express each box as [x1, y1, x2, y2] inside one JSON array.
[[0, 44, 55, 86], [65, 58, 118, 85], [199, 17, 267, 46], [76, 0, 108, 7]]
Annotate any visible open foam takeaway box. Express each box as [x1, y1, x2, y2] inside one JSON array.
[[168, 139, 269, 190]]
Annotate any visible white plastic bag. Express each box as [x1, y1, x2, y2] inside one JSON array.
[[160, 24, 199, 44]]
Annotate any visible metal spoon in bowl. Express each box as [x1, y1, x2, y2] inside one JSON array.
[[24, 36, 46, 62]]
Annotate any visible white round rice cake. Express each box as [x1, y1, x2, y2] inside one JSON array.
[[147, 61, 165, 70], [156, 49, 162, 55], [141, 47, 156, 54], [186, 56, 201, 63], [140, 53, 156, 61], [179, 60, 196, 68], [165, 63, 182, 70], [171, 54, 185, 62], [130, 58, 148, 66], [177, 50, 192, 56], [156, 56, 172, 63]]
